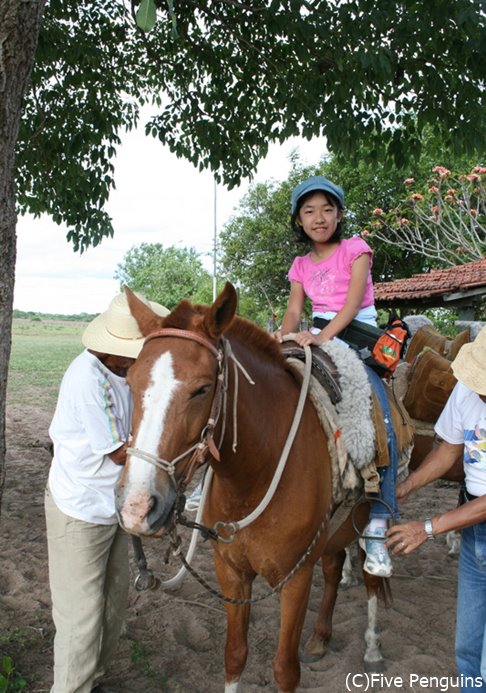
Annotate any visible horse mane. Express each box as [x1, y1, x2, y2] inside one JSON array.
[[227, 315, 289, 369], [163, 300, 289, 370]]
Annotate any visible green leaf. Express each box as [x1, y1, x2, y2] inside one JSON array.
[[136, 0, 157, 32], [2, 656, 12, 675]]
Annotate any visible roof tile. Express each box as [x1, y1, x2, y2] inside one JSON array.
[[374, 258, 486, 302]]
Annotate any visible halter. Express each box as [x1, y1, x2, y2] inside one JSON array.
[[127, 328, 223, 489], [126, 327, 255, 492]]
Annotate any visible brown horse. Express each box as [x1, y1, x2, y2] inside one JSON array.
[[115, 284, 404, 693]]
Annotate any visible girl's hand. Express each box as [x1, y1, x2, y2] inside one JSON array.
[[292, 330, 322, 347], [385, 521, 428, 554]]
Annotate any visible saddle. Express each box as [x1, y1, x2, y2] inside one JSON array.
[[403, 347, 457, 423], [280, 340, 341, 405], [405, 325, 470, 364]]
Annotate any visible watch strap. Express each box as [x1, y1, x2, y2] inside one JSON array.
[[424, 517, 435, 540]]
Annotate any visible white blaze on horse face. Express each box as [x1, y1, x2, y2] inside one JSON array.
[[128, 351, 180, 491]]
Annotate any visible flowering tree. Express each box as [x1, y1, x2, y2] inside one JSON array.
[[363, 166, 486, 266]]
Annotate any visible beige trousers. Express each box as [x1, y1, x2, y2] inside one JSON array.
[[45, 487, 129, 693]]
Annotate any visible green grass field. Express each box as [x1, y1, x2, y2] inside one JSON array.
[[7, 319, 88, 407]]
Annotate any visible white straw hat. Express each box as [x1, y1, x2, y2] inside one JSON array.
[[82, 290, 169, 358], [451, 326, 486, 396]]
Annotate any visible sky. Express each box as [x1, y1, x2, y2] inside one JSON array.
[[14, 117, 328, 315]]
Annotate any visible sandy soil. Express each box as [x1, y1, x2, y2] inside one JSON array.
[[1, 403, 462, 693]]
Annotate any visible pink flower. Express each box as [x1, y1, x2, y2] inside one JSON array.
[[447, 188, 457, 195], [361, 229, 370, 237], [410, 193, 424, 201], [432, 166, 451, 178], [428, 185, 439, 194], [472, 166, 486, 174], [404, 178, 415, 185], [465, 174, 480, 182], [400, 218, 410, 225], [372, 208, 383, 215]]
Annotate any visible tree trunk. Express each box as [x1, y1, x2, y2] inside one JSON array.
[[0, 0, 46, 519]]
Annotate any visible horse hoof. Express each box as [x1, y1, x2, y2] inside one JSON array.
[[340, 576, 359, 589], [364, 659, 384, 673], [299, 647, 325, 664]]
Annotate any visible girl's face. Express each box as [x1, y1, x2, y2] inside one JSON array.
[[297, 191, 343, 244]]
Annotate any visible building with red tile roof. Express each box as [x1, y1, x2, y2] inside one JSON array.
[[374, 258, 486, 320]]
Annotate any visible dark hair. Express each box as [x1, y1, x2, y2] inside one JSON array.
[[291, 189, 344, 246]]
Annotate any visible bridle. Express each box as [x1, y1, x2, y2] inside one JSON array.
[[127, 328, 227, 493], [126, 327, 255, 496]]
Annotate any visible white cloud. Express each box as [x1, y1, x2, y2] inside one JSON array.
[[14, 120, 327, 314]]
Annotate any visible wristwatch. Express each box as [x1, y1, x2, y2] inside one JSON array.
[[424, 517, 435, 540]]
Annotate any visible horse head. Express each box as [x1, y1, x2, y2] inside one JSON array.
[[115, 283, 238, 536]]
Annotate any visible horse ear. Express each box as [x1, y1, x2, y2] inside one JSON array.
[[124, 286, 165, 337], [203, 282, 237, 339]]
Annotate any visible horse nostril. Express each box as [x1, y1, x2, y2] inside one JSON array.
[[146, 489, 177, 532]]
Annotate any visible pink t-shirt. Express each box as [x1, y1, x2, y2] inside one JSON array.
[[288, 237, 375, 313]]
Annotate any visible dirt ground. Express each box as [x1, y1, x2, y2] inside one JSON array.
[[1, 403, 462, 693]]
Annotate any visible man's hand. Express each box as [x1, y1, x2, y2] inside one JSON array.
[[108, 443, 128, 466]]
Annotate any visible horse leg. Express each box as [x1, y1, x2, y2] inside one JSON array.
[[300, 550, 347, 663], [361, 565, 392, 673], [223, 597, 251, 693], [213, 555, 253, 693], [340, 546, 359, 588], [273, 567, 314, 693]]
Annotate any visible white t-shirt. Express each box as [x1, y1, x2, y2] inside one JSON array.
[[435, 381, 486, 497], [48, 350, 132, 524]]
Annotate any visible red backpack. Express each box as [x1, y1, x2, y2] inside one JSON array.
[[371, 319, 410, 377]]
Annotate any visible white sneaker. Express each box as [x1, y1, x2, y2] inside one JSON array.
[[359, 526, 393, 578]]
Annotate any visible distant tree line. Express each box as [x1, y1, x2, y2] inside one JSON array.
[[12, 309, 97, 322]]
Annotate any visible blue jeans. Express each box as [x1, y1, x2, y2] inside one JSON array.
[[456, 522, 486, 691], [366, 367, 399, 520]]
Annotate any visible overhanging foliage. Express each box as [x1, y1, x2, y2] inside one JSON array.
[[15, 0, 485, 251]]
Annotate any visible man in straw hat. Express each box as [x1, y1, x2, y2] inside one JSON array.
[[45, 289, 168, 693], [386, 325, 486, 690]]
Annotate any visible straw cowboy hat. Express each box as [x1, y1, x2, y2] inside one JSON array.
[[451, 326, 486, 396], [82, 289, 169, 358]]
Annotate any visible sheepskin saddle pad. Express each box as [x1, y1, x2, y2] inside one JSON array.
[[286, 340, 413, 503]]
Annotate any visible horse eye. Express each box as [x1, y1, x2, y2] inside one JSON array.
[[190, 385, 211, 399]]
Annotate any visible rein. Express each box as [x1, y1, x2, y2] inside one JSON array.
[[213, 336, 313, 540], [169, 502, 332, 605]]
